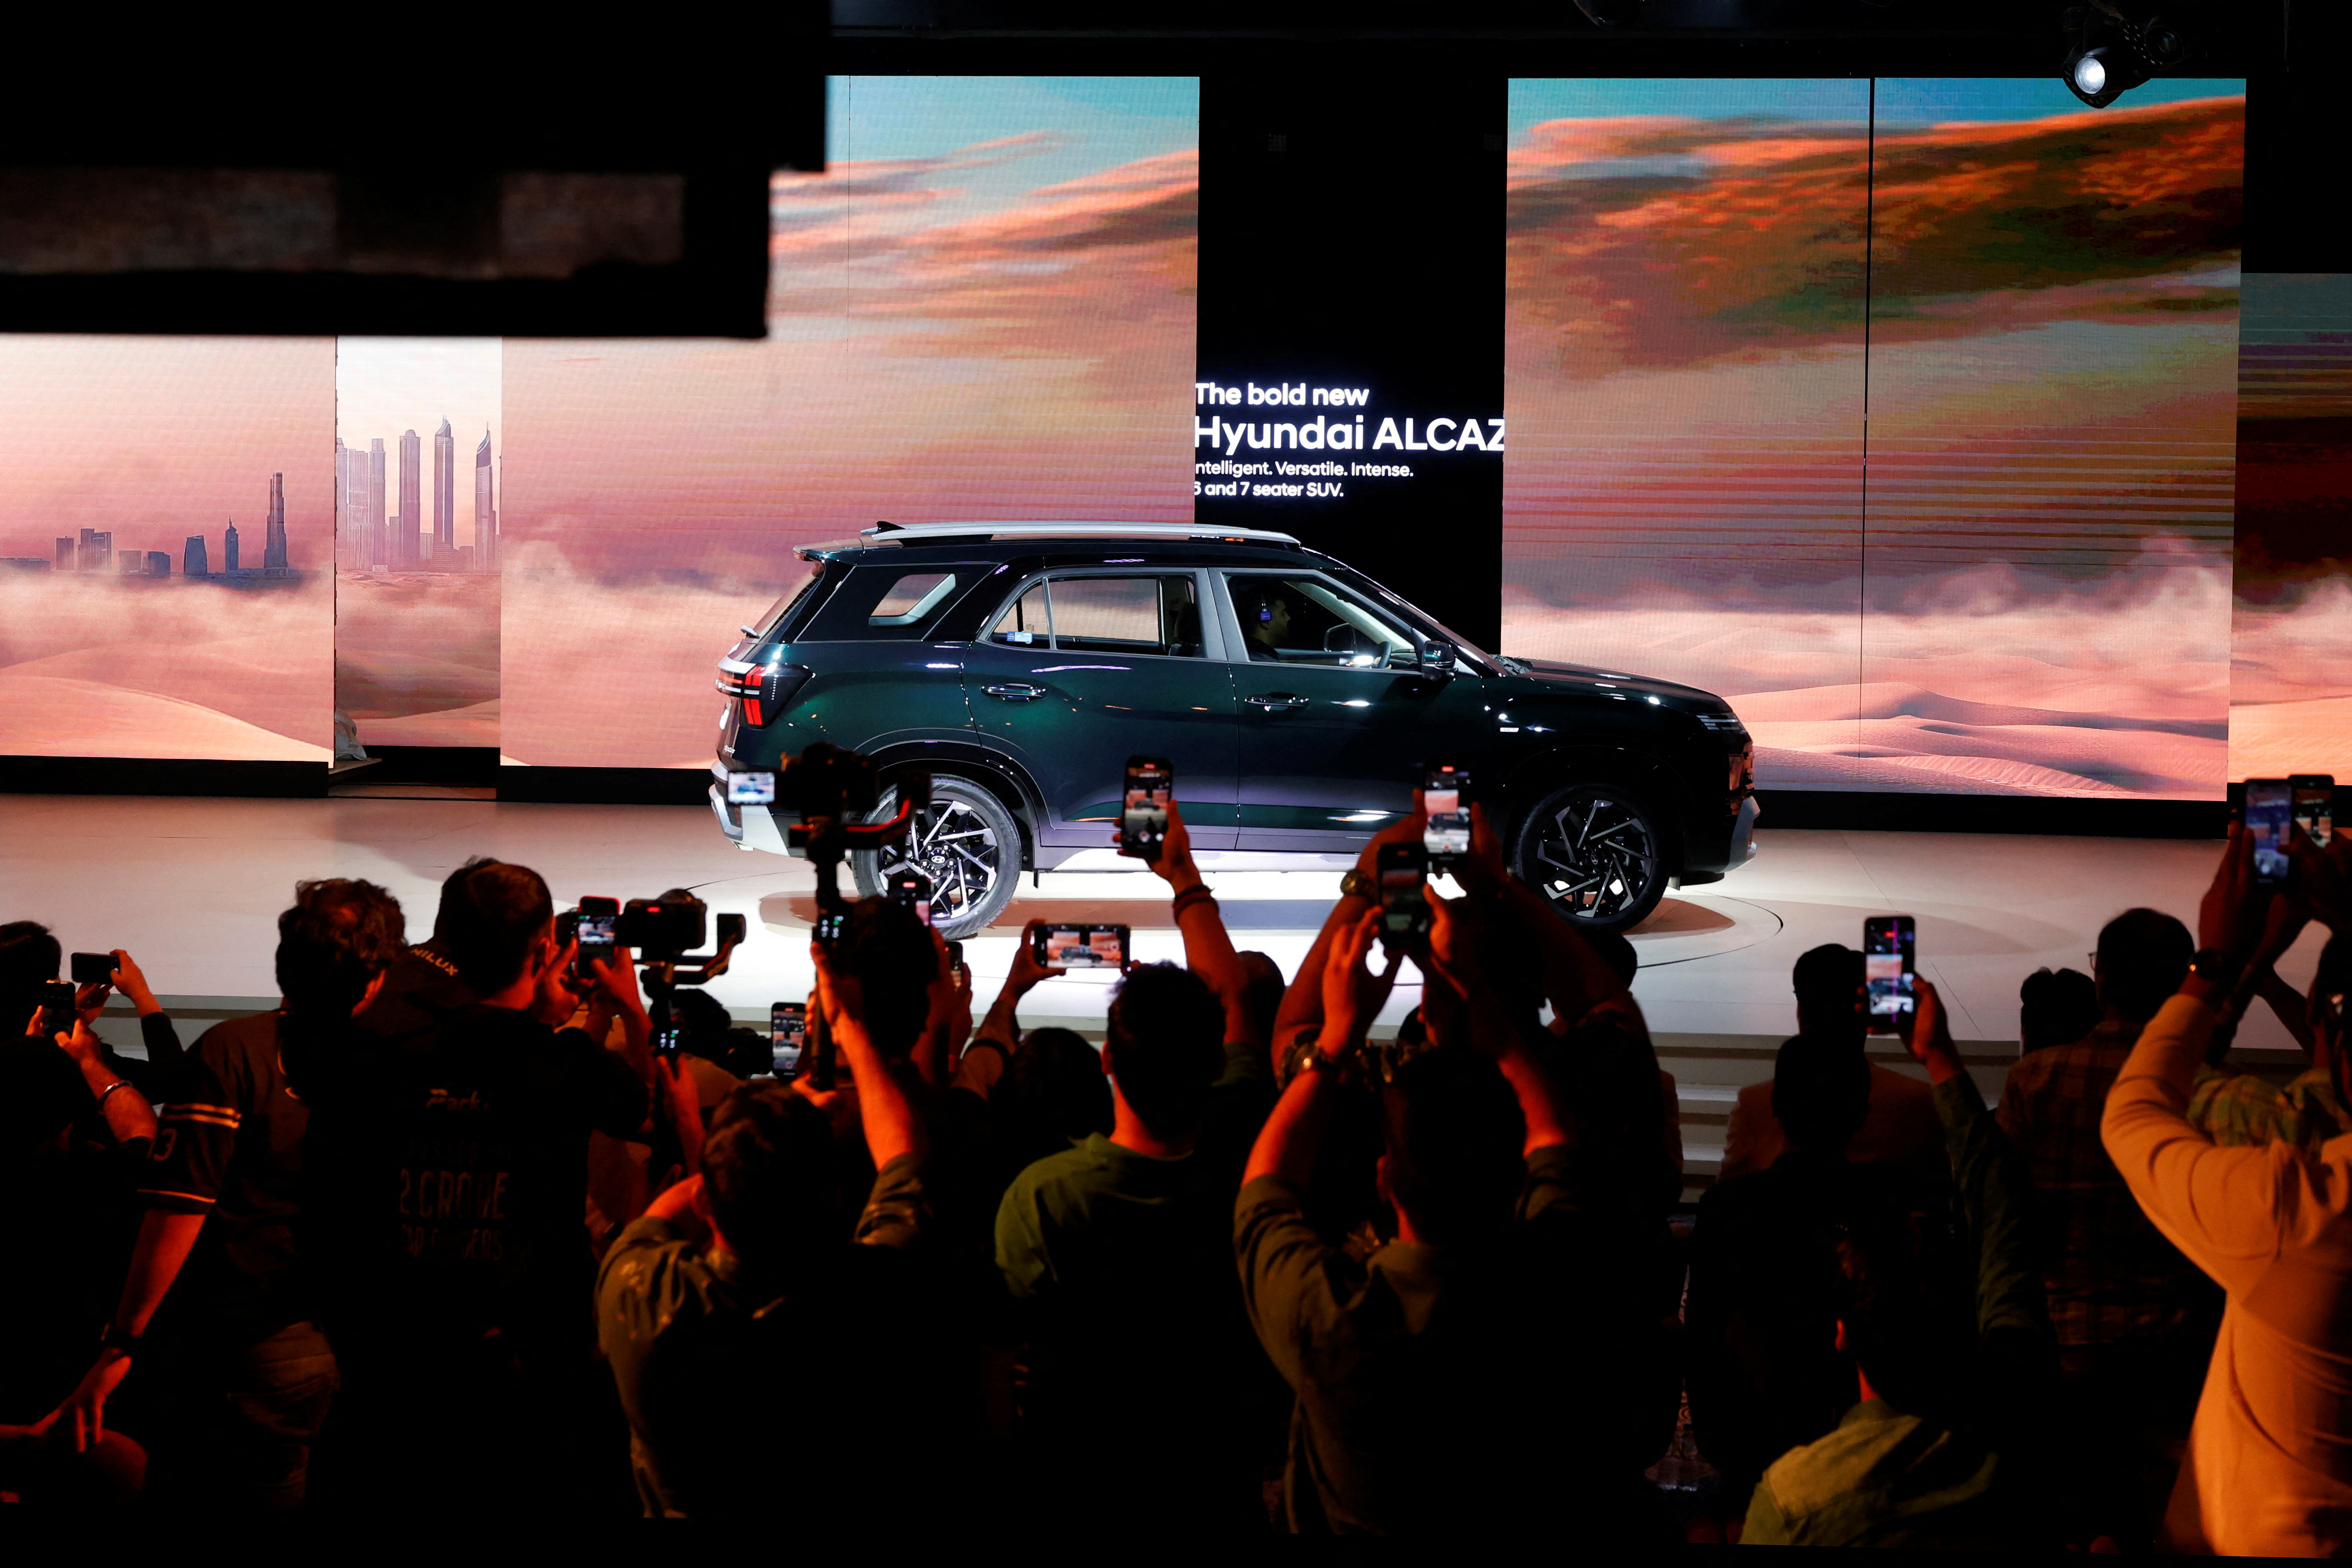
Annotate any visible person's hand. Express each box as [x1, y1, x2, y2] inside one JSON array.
[[52, 1018, 105, 1069], [1450, 801, 1510, 896], [109, 950, 161, 1016], [35, 1349, 135, 1453], [2199, 824, 2276, 963], [2297, 830, 2352, 934], [1006, 921, 1066, 993], [1900, 978, 1966, 1086], [1320, 907, 1401, 1061], [74, 980, 112, 1025], [1423, 888, 1480, 1003], [585, 946, 644, 1015], [652, 1051, 700, 1131], [1130, 795, 1203, 891], [531, 933, 585, 1026], [1352, 799, 1430, 883]]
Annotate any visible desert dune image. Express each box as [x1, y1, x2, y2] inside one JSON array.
[[1505, 79, 2243, 797], [499, 76, 1198, 770], [0, 336, 333, 761]]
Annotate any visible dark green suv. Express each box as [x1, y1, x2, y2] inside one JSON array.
[[712, 522, 1756, 937]]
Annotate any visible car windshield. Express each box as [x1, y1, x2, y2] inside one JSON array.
[[1332, 568, 1497, 670]]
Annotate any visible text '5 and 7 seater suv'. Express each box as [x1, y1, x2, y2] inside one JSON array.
[[713, 522, 1756, 938]]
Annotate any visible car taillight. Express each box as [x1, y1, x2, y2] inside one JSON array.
[[716, 661, 811, 728]]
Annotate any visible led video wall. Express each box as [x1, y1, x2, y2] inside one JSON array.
[[496, 75, 1200, 769], [0, 337, 334, 761], [1506, 78, 2245, 799]]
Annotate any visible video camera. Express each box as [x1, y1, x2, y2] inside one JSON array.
[[564, 890, 747, 1059]]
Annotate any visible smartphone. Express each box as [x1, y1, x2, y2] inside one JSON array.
[[887, 868, 934, 927], [70, 951, 114, 985], [945, 939, 967, 983], [1121, 756, 1173, 861], [727, 770, 776, 806], [2292, 774, 2334, 848], [36, 979, 77, 1039], [570, 896, 619, 981], [2246, 778, 2294, 886], [1422, 765, 1471, 862], [1865, 915, 1917, 1021], [1034, 922, 1129, 970], [1377, 842, 1431, 950], [770, 1001, 807, 1079]]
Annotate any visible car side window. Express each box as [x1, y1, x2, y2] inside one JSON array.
[[1047, 576, 1204, 657], [1223, 574, 1418, 668], [799, 565, 976, 641], [987, 581, 1050, 646]]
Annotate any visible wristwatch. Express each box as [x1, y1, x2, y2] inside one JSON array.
[[1340, 868, 1376, 901], [2187, 948, 2243, 998]]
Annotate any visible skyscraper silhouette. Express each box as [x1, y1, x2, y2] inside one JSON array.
[[334, 437, 350, 566], [78, 528, 112, 572], [55, 537, 74, 571], [434, 418, 456, 564], [399, 429, 422, 568], [475, 425, 496, 571], [369, 438, 388, 567], [264, 472, 289, 570], [224, 522, 240, 573], [147, 551, 171, 577], [185, 535, 209, 577]]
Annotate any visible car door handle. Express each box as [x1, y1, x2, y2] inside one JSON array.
[[981, 683, 1045, 702], [1246, 692, 1310, 710]]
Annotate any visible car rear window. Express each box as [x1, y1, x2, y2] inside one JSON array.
[[797, 565, 977, 641]]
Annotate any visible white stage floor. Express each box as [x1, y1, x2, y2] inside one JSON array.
[[5, 793, 2316, 1192]]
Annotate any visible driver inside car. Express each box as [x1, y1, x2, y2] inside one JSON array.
[[1247, 592, 1294, 660]]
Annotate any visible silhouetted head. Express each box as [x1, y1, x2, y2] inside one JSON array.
[[703, 1083, 842, 1269], [1104, 963, 1225, 1138], [438, 858, 554, 995], [1793, 944, 1866, 1042], [830, 897, 939, 1060], [2020, 966, 2099, 1053], [1378, 1048, 1527, 1247], [2095, 908, 2194, 1025], [276, 879, 406, 1019]]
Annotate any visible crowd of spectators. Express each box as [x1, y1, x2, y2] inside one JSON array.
[[6, 797, 2352, 1550]]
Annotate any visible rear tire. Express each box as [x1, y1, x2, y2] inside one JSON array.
[[851, 776, 1022, 939], [1510, 782, 1670, 934]]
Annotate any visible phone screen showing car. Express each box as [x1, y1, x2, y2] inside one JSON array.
[[2247, 779, 2294, 885], [1121, 757, 1173, 861], [573, 914, 617, 980], [2292, 774, 2334, 848], [1864, 916, 1916, 1021], [1035, 923, 1128, 969], [727, 771, 776, 806], [1378, 842, 1431, 949], [770, 1002, 807, 1078], [1423, 765, 1470, 861]]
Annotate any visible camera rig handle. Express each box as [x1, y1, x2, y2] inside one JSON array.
[[785, 761, 930, 1089], [638, 912, 748, 990]]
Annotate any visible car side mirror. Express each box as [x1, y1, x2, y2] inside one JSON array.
[[1418, 640, 1458, 678]]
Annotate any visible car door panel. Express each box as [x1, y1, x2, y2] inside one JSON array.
[[964, 571, 1238, 850]]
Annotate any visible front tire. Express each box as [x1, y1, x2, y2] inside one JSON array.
[[851, 776, 1022, 939], [1511, 782, 1669, 934]]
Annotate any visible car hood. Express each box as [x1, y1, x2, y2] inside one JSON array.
[[1500, 654, 1727, 709]]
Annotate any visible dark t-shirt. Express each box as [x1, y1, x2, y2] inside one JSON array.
[[0, 1140, 144, 1418], [140, 1012, 318, 1344], [598, 1154, 939, 1519], [354, 945, 475, 1047], [312, 1003, 648, 1355]]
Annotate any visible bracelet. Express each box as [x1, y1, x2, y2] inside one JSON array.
[[95, 1080, 134, 1109], [99, 1324, 142, 1355], [1171, 884, 1217, 915]]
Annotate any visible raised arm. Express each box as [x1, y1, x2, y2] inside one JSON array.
[[1426, 891, 1572, 1157], [1244, 908, 1398, 1190], [44, 1014, 156, 1148], [1270, 812, 1426, 1081], [973, 920, 1062, 1058], [1134, 798, 1257, 1049], [813, 941, 925, 1172]]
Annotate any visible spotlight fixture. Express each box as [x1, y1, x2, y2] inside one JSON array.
[[2062, 2, 2192, 109]]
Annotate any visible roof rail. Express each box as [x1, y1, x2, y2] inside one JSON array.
[[859, 520, 1301, 547]]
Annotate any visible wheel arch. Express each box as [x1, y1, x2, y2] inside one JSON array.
[[1499, 744, 1690, 875], [861, 738, 1044, 872]]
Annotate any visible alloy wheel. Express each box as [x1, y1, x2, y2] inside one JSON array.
[[1520, 785, 1665, 929]]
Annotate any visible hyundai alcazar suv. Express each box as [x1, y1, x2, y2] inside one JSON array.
[[712, 522, 1757, 938]]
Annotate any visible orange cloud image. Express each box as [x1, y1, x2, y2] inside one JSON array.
[[1505, 83, 2242, 798], [501, 79, 1197, 769]]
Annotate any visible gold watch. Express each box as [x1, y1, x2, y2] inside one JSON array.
[[1340, 868, 1376, 900]]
